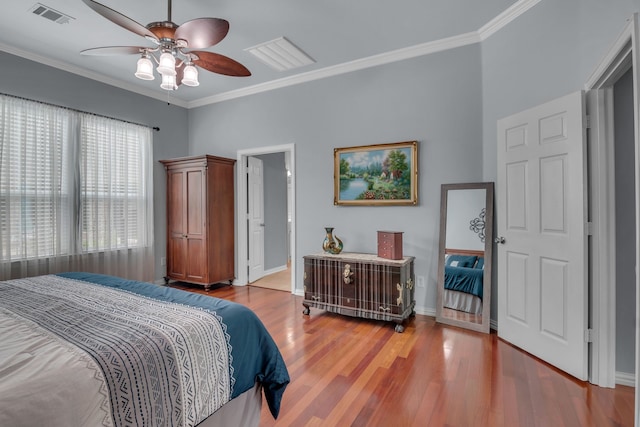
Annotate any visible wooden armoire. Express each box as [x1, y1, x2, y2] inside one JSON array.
[[160, 155, 236, 288]]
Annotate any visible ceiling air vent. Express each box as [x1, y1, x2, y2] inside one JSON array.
[[245, 37, 315, 72], [30, 3, 74, 24]]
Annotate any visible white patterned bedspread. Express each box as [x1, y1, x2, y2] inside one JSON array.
[[0, 275, 232, 427]]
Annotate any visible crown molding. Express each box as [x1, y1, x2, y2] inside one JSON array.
[[478, 0, 541, 40], [189, 0, 541, 108], [187, 31, 481, 108], [1, 0, 540, 109], [0, 42, 189, 108]]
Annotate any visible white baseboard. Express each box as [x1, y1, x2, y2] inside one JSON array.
[[616, 371, 635, 387], [263, 264, 288, 276], [414, 306, 436, 317]]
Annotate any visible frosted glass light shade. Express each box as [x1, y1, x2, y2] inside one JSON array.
[[157, 52, 176, 76], [134, 56, 154, 80], [181, 64, 199, 87], [160, 74, 177, 90]]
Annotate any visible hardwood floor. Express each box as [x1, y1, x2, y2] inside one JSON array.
[[169, 283, 635, 427], [249, 263, 291, 292]]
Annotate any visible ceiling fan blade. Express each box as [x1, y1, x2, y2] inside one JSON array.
[[80, 46, 146, 56], [82, 0, 158, 41], [174, 18, 229, 49], [192, 51, 251, 77]]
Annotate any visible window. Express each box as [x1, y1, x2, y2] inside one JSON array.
[[0, 95, 153, 267]]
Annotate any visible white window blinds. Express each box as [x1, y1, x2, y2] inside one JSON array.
[[0, 94, 154, 281]]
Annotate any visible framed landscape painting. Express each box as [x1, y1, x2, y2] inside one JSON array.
[[334, 140, 418, 206]]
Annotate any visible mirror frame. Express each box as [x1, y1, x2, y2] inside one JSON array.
[[435, 182, 494, 334]]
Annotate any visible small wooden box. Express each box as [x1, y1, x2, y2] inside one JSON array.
[[377, 231, 403, 260]]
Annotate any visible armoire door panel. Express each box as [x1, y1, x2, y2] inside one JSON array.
[[186, 169, 204, 237], [167, 172, 185, 235], [186, 238, 206, 281]]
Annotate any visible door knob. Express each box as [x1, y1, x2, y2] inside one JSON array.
[[494, 236, 505, 244]]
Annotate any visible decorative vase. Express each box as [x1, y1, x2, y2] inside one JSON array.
[[322, 227, 343, 254]]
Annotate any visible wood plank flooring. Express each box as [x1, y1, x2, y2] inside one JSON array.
[[170, 283, 635, 427], [248, 264, 291, 292]]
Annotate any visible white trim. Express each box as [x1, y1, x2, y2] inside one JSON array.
[[586, 87, 617, 388], [478, 0, 542, 40], [630, 14, 640, 427], [616, 371, 636, 388], [584, 16, 640, 422], [236, 144, 296, 296], [0, 42, 189, 108], [263, 264, 288, 276], [414, 306, 437, 318], [189, 0, 540, 108], [1, 0, 539, 109], [585, 19, 634, 89], [188, 31, 481, 108]]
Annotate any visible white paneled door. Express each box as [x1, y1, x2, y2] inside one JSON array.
[[248, 156, 265, 283], [497, 91, 588, 380]]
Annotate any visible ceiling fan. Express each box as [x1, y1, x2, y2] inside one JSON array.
[[80, 0, 251, 90]]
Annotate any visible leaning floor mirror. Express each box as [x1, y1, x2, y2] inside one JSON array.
[[436, 182, 494, 334]]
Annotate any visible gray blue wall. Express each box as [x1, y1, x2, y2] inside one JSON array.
[[480, 0, 639, 372], [0, 51, 190, 283], [1, 0, 638, 376], [188, 44, 485, 314], [256, 153, 289, 271], [614, 69, 636, 375]]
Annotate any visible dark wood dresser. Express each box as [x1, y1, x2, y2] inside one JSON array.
[[303, 252, 415, 332]]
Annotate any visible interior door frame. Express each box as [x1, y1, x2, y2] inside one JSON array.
[[236, 144, 297, 294], [584, 11, 639, 405]]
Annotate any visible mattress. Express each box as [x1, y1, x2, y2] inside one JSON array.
[[0, 272, 290, 427]]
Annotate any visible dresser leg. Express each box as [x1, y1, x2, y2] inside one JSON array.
[[302, 304, 310, 315]]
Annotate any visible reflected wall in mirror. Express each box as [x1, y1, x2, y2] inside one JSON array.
[[436, 182, 494, 334]]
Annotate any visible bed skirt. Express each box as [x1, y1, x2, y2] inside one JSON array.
[[443, 289, 482, 315]]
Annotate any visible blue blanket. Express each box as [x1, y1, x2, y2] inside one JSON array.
[[2, 272, 289, 424], [444, 266, 483, 300]]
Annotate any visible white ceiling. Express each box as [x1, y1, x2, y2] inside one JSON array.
[[0, 0, 526, 108]]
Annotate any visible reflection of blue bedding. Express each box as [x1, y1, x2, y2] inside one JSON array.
[[444, 266, 483, 300], [57, 272, 290, 420]]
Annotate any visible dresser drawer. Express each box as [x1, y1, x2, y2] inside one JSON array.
[[377, 231, 403, 260]]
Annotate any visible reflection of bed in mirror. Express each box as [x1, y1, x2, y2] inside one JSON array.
[[443, 248, 485, 316]]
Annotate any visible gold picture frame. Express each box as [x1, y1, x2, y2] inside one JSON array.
[[334, 140, 418, 206]]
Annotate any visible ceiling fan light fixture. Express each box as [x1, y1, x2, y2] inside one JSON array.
[[182, 64, 199, 87], [80, 0, 251, 91], [157, 51, 176, 76], [160, 73, 178, 91], [134, 55, 155, 80]]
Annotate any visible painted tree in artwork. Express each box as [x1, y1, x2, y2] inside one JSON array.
[[339, 158, 350, 176], [384, 150, 408, 180]]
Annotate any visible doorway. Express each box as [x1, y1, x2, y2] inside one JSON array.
[[236, 144, 296, 294], [585, 15, 638, 425]]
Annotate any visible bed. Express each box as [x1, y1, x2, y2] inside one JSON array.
[[443, 249, 485, 315], [0, 272, 290, 427]]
